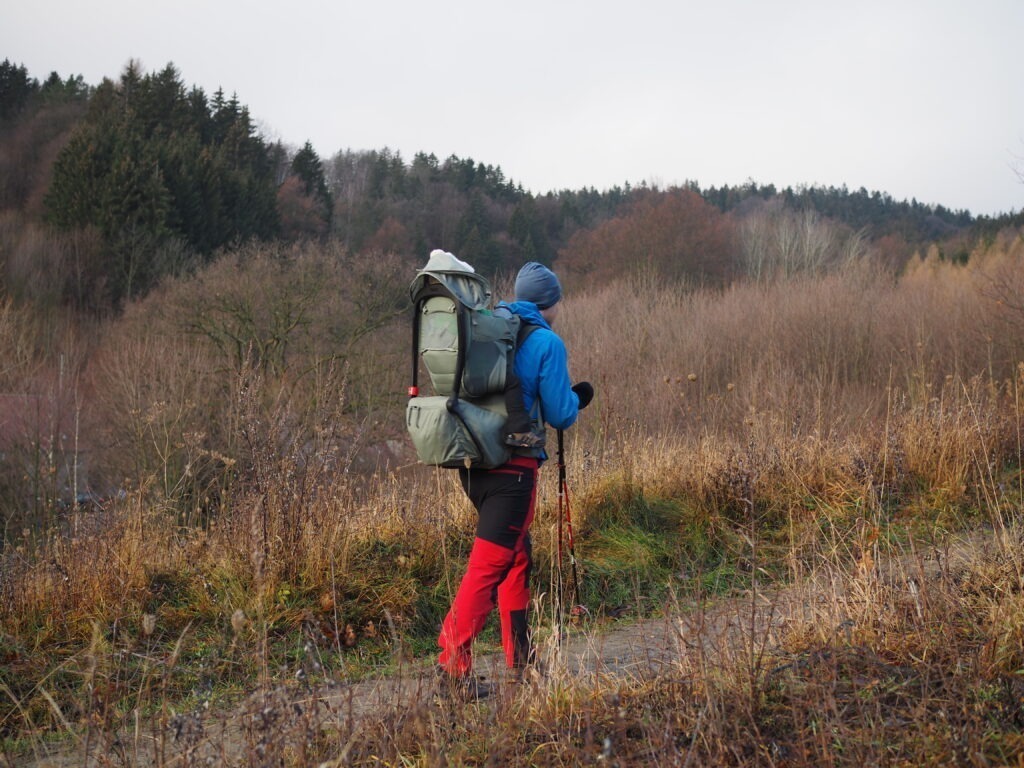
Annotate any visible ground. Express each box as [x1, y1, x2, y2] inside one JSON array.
[[13, 530, 1000, 766]]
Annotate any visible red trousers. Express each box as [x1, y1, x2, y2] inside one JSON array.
[[438, 456, 539, 676]]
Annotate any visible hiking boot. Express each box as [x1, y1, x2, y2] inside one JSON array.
[[508, 661, 547, 687], [435, 668, 494, 702], [505, 431, 546, 449]]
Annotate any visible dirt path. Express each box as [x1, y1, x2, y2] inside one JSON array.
[[18, 530, 994, 767]]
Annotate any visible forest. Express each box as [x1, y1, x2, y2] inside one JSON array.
[[4, 57, 1019, 313], [2, 58, 1024, 766]]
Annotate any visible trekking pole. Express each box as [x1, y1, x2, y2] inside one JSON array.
[[555, 430, 565, 641], [556, 429, 584, 636]]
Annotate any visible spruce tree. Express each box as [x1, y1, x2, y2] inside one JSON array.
[[0, 59, 38, 120], [45, 61, 281, 304], [291, 143, 332, 206]]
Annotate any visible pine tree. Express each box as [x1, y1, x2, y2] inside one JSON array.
[[45, 61, 281, 303], [100, 128, 172, 302], [291, 143, 332, 206], [0, 59, 38, 120]]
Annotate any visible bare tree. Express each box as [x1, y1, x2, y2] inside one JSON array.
[[739, 205, 869, 282]]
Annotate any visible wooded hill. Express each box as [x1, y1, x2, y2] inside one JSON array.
[[2, 58, 1021, 311]]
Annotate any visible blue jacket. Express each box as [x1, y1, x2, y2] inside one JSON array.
[[502, 301, 580, 432]]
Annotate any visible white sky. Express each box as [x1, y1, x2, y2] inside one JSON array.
[[5, 0, 1023, 216]]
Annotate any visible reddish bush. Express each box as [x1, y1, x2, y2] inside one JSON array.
[[556, 188, 738, 289]]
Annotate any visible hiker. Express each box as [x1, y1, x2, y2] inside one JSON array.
[[437, 261, 594, 698]]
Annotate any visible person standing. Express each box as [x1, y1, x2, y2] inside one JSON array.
[[437, 261, 594, 699]]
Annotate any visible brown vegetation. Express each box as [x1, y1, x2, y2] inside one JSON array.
[[1, 228, 1024, 765], [557, 188, 737, 288]]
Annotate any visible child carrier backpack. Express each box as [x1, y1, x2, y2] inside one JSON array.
[[406, 250, 539, 469]]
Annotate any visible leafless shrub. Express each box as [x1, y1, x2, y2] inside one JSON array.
[[738, 203, 871, 282]]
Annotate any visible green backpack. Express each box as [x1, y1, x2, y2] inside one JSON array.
[[406, 251, 537, 469]]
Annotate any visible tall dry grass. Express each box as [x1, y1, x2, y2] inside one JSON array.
[[561, 239, 1024, 447], [2, 230, 1024, 764], [0, 296, 95, 535]]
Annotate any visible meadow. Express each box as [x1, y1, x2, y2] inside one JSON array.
[[2, 227, 1024, 765]]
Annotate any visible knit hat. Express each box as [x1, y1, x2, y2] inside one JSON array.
[[514, 262, 562, 309]]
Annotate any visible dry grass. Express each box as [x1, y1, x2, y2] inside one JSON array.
[[2, 232, 1024, 764], [562, 245, 1024, 446], [12, 524, 1022, 766]]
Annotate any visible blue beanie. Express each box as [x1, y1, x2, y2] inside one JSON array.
[[515, 262, 562, 309]]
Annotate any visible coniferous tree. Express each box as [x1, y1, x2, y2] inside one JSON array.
[[44, 61, 280, 305], [290, 141, 333, 231], [37, 71, 89, 105], [102, 130, 173, 301], [0, 59, 38, 120]]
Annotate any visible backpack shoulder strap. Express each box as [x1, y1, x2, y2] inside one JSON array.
[[517, 321, 540, 347], [515, 322, 544, 430]]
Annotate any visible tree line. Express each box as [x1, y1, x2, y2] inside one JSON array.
[[1, 58, 1018, 312]]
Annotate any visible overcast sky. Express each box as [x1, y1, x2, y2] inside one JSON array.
[[5, 0, 1023, 216]]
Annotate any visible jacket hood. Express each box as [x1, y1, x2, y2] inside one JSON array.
[[501, 300, 551, 330]]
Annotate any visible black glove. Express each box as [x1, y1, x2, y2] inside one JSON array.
[[572, 381, 594, 410]]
